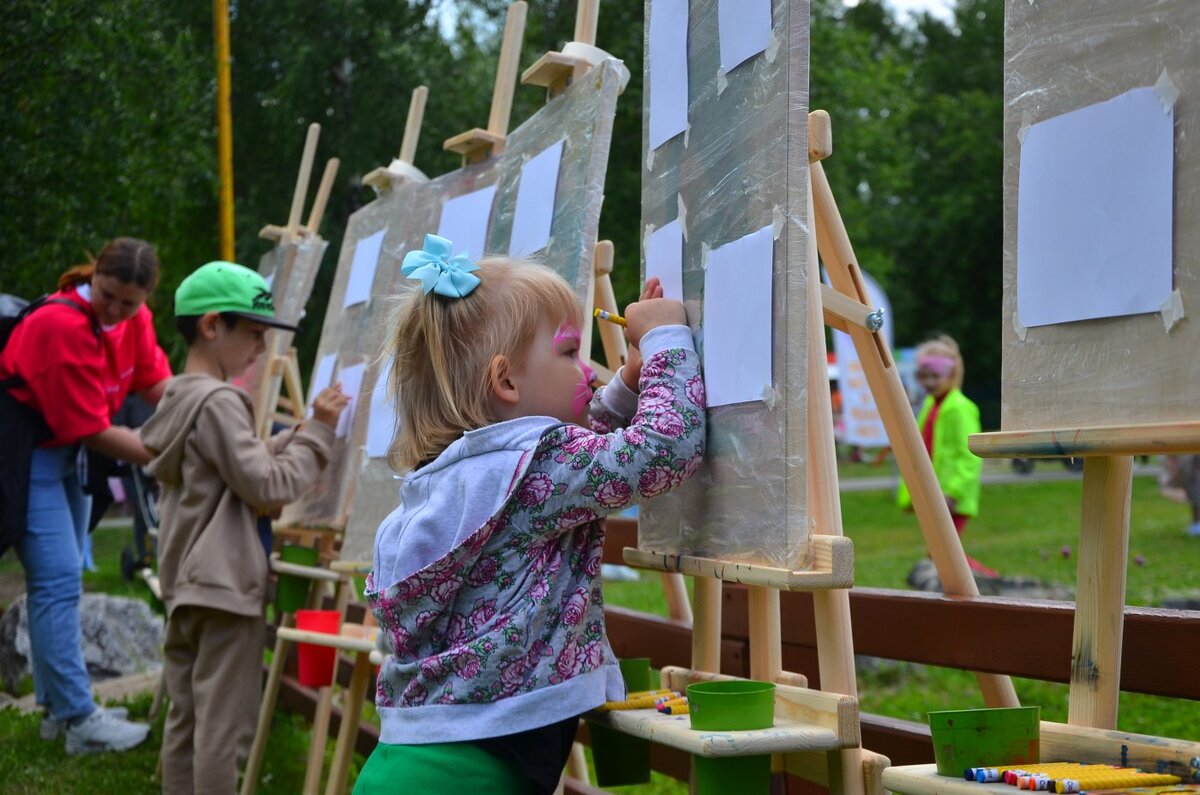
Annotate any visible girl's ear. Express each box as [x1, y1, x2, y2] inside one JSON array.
[[488, 354, 520, 408]]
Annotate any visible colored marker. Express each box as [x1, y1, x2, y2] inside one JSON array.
[[593, 308, 627, 327]]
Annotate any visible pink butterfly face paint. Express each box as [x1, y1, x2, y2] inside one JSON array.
[[554, 323, 594, 418]]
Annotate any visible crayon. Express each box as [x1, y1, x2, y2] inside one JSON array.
[[593, 308, 627, 327], [1056, 774, 1180, 793]]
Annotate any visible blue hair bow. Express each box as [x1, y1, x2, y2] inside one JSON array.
[[401, 234, 481, 298]]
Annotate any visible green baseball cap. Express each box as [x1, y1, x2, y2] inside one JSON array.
[[175, 261, 296, 330]]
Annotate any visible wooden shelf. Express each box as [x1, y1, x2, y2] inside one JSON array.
[[442, 128, 506, 161], [587, 707, 842, 757], [276, 625, 384, 665], [882, 763, 998, 795], [623, 535, 854, 591], [521, 51, 588, 89], [588, 666, 859, 757], [969, 421, 1200, 459]]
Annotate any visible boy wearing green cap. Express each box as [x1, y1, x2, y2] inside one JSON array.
[[140, 261, 349, 793]]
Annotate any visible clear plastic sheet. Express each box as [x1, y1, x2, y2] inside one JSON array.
[[230, 237, 329, 428], [281, 61, 622, 564], [1002, 0, 1200, 431], [637, 0, 812, 570]]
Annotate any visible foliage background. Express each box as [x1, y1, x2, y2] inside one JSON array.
[[0, 0, 1004, 423]]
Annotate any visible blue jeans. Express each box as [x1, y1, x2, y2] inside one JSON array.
[[18, 445, 95, 722]]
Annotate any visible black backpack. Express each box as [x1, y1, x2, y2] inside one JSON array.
[[0, 294, 101, 557]]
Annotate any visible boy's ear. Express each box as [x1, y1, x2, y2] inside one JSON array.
[[197, 312, 223, 340], [487, 354, 520, 407]]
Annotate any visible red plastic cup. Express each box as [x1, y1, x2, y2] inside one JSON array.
[[295, 609, 342, 687]]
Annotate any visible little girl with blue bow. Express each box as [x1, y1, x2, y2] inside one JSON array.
[[355, 234, 707, 793]]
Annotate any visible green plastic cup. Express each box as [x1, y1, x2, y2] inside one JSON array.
[[590, 657, 653, 787], [276, 544, 318, 614], [928, 706, 1041, 777], [687, 680, 776, 795]]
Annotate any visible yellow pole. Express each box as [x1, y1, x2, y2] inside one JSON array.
[[214, 0, 235, 261]]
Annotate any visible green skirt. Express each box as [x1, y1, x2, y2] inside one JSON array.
[[352, 740, 532, 794]]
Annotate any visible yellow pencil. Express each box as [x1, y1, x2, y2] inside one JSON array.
[[593, 308, 627, 327]]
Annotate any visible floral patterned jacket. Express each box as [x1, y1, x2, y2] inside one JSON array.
[[365, 326, 705, 744]]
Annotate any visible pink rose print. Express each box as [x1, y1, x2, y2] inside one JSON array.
[[554, 639, 582, 680], [401, 680, 427, 706], [444, 614, 468, 646], [518, 472, 555, 508], [595, 478, 632, 509], [468, 556, 499, 586], [420, 658, 447, 681], [470, 601, 497, 631], [431, 574, 462, 604], [529, 575, 550, 602], [564, 429, 610, 456], [638, 384, 674, 411], [528, 638, 554, 661], [639, 465, 674, 497], [641, 357, 666, 379], [651, 410, 686, 437], [562, 588, 589, 626], [500, 656, 527, 689], [415, 609, 439, 632], [685, 374, 707, 409], [624, 427, 646, 446], [389, 625, 414, 655], [683, 452, 704, 480], [453, 651, 482, 679], [583, 547, 602, 577], [578, 640, 604, 670], [558, 507, 598, 530]]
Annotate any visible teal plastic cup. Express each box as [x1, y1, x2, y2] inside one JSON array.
[[589, 657, 653, 786]]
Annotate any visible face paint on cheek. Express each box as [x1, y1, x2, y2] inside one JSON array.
[[555, 323, 594, 417]]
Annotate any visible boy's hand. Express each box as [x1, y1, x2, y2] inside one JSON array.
[[312, 384, 350, 428], [623, 277, 684, 349], [618, 279, 664, 391]]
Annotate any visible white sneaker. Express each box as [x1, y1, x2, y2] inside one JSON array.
[[41, 705, 129, 740], [64, 708, 150, 755]]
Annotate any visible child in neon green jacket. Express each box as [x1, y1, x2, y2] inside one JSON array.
[[897, 335, 994, 576]]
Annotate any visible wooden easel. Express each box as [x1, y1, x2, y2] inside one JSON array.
[[250, 122, 340, 440], [240, 91, 432, 795]]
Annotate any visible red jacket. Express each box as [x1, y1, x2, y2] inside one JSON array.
[[0, 287, 171, 446]]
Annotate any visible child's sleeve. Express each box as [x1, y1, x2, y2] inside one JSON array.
[[193, 389, 336, 512], [586, 366, 641, 434], [508, 325, 706, 530]]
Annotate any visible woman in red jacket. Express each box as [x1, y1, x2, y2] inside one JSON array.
[[0, 237, 171, 753]]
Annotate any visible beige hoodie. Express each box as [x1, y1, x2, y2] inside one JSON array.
[[141, 373, 334, 618]]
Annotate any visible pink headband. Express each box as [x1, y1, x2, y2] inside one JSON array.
[[917, 355, 956, 377]]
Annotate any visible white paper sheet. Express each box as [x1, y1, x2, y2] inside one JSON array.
[[436, 185, 499, 261], [702, 225, 773, 407], [334, 362, 365, 440], [343, 229, 386, 309], [509, 140, 565, 258], [648, 0, 689, 150], [1017, 87, 1174, 328], [365, 358, 395, 459], [307, 353, 337, 417], [264, 272, 275, 292], [646, 219, 684, 301], [717, 0, 771, 73]]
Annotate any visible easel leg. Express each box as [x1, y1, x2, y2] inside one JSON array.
[[1069, 455, 1132, 729], [323, 651, 372, 795], [692, 576, 722, 673], [303, 580, 351, 794], [809, 148, 1018, 708], [241, 613, 293, 795]]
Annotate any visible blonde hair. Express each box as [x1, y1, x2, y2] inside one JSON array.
[[916, 334, 965, 390], [387, 257, 583, 472]]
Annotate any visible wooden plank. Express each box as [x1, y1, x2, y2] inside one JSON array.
[[586, 708, 842, 757], [306, 157, 339, 236], [288, 123, 321, 236], [442, 128, 506, 160], [971, 423, 1200, 459], [521, 52, 587, 89], [1039, 721, 1200, 777], [1070, 456, 1133, 729], [623, 535, 854, 591], [719, 587, 1200, 700], [398, 85, 428, 165]]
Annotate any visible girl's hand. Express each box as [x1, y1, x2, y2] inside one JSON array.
[[618, 279, 665, 391], [624, 278, 684, 349], [312, 384, 351, 428]]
